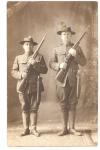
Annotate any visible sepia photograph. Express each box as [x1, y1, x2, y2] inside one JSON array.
[[7, 1, 98, 146]]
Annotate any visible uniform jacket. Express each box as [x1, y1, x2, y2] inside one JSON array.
[[12, 53, 48, 93], [49, 42, 86, 87]]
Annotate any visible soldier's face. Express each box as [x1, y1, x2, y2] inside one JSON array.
[[61, 32, 72, 44], [23, 42, 33, 53]]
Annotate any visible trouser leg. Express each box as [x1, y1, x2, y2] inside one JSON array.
[[30, 111, 40, 137], [69, 105, 82, 136], [69, 106, 76, 129], [20, 112, 30, 136], [58, 110, 69, 136], [19, 93, 30, 136], [56, 84, 70, 136], [61, 110, 69, 130], [22, 112, 30, 130], [30, 111, 37, 130]]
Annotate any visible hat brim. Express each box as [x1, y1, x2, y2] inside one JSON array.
[[57, 30, 75, 35], [19, 41, 38, 46]]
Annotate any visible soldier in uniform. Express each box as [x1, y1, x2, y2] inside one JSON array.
[[49, 22, 86, 136], [11, 36, 48, 137]]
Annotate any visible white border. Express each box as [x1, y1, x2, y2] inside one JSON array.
[[0, 0, 99, 149]]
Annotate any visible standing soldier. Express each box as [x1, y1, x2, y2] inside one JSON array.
[[11, 36, 48, 137], [49, 22, 86, 136]]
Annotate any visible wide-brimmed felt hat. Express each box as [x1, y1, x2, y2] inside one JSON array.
[[19, 36, 38, 46], [57, 22, 75, 35]]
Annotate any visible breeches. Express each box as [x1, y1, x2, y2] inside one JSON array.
[[56, 79, 78, 112], [18, 92, 41, 113]]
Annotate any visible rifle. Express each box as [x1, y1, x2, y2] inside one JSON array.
[[55, 26, 89, 85], [17, 33, 46, 92]]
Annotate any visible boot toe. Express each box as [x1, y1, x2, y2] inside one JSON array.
[[70, 129, 82, 136], [58, 130, 69, 136], [31, 130, 40, 137], [20, 129, 30, 136]]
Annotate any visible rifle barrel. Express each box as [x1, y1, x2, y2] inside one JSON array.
[[72, 26, 90, 49], [32, 33, 47, 58]]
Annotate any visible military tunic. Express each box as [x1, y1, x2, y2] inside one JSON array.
[[49, 42, 86, 111], [12, 53, 48, 113]]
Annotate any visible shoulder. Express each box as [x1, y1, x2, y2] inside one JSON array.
[[37, 53, 43, 58], [36, 53, 44, 62], [76, 45, 82, 50], [13, 54, 24, 65], [75, 45, 82, 53]]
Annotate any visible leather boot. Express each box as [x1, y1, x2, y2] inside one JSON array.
[[20, 112, 30, 136], [58, 128, 69, 136], [21, 128, 30, 136], [58, 110, 69, 136], [69, 107, 82, 136], [69, 128, 82, 136], [30, 112, 40, 137]]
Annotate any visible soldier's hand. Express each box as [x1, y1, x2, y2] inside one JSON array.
[[28, 58, 36, 65], [60, 62, 67, 70], [69, 48, 76, 57], [21, 72, 28, 79]]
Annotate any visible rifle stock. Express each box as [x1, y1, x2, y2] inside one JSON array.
[[18, 75, 28, 92], [55, 54, 73, 84], [17, 34, 46, 92]]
